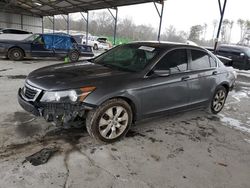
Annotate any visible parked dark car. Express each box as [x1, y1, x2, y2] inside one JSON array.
[[18, 42, 236, 143], [0, 28, 32, 34], [0, 33, 94, 61], [216, 44, 250, 70], [205, 46, 233, 66]]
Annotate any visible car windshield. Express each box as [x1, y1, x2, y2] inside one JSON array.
[[24, 34, 40, 42], [93, 44, 161, 72]]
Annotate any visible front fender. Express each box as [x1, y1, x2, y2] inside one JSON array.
[[85, 90, 142, 119]]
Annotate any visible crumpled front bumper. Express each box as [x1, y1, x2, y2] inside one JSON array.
[[18, 88, 95, 124]]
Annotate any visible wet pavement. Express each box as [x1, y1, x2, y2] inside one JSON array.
[[0, 58, 250, 188]]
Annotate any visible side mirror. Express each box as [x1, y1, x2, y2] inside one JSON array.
[[153, 69, 170, 77]]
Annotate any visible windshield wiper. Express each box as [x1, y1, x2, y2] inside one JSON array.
[[101, 63, 135, 72]]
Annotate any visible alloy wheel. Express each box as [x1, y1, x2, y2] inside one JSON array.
[[98, 106, 129, 139], [212, 89, 226, 112]]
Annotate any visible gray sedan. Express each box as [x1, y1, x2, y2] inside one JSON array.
[[18, 42, 236, 143]]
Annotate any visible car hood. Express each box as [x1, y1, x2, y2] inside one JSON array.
[[26, 61, 130, 91]]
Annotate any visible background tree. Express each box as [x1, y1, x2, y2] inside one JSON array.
[[161, 25, 187, 43], [188, 25, 203, 42], [221, 19, 230, 43], [237, 19, 245, 41], [203, 23, 207, 40], [228, 20, 234, 42], [212, 20, 218, 39]]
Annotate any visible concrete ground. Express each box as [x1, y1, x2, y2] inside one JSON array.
[[0, 58, 250, 188]]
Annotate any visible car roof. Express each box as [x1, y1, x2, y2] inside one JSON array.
[[2, 28, 27, 31], [127, 41, 206, 51]]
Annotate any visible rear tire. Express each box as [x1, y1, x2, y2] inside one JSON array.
[[208, 86, 228, 114], [86, 99, 133, 143], [68, 51, 79, 62], [8, 48, 24, 61]]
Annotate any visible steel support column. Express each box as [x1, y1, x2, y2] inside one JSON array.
[[154, 1, 164, 41], [52, 16, 55, 33], [108, 8, 118, 45], [62, 14, 70, 34], [80, 11, 89, 45], [67, 14, 70, 34], [47, 16, 55, 33], [21, 14, 23, 30], [214, 0, 228, 51], [42, 16, 44, 33]]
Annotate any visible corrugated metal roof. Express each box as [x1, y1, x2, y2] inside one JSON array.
[[0, 0, 162, 17]]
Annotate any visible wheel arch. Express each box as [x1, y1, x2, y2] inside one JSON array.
[[101, 96, 138, 123], [218, 81, 230, 93], [8, 46, 26, 57]]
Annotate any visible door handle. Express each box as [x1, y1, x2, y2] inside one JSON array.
[[212, 71, 218, 75], [181, 76, 190, 81]]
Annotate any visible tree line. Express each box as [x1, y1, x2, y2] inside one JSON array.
[[44, 11, 250, 46]]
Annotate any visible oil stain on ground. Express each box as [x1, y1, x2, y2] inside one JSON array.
[[7, 111, 42, 137], [0, 126, 88, 162], [126, 130, 146, 138]]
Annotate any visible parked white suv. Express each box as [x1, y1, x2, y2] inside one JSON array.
[[71, 34, 111, 50], [87, 36, 111, 50]]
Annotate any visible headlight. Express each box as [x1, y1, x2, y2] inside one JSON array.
[[40, 86, 96, 103]]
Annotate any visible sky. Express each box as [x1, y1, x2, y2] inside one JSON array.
[[72, 0, 250, 43]]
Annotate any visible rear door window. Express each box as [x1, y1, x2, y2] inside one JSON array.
[[190, 50, 210, 70], [155, 49, 188, 74], [209, 56, 217, 67]]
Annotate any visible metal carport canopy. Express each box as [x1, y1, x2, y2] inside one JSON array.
[[1, 0, 164, 44], [0, 0, 162, 16], [1, 0, 227, 49]]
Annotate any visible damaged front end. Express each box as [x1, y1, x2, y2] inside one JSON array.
[[41, 103, 90, 127], [18, 83, 96, 127]]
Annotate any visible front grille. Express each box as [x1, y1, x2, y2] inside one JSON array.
[[22, 84, 41, 101], [25, 86, 37, 99]]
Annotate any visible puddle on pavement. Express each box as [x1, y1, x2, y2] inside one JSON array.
[[0, 68, 12, 72], [7, 75, 27, 79]]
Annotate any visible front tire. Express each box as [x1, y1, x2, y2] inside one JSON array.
[[8, 48, 24, 61], [68, 51, 79, 62], [209, 86, 228, 114], [86, 99, 133, 143]]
